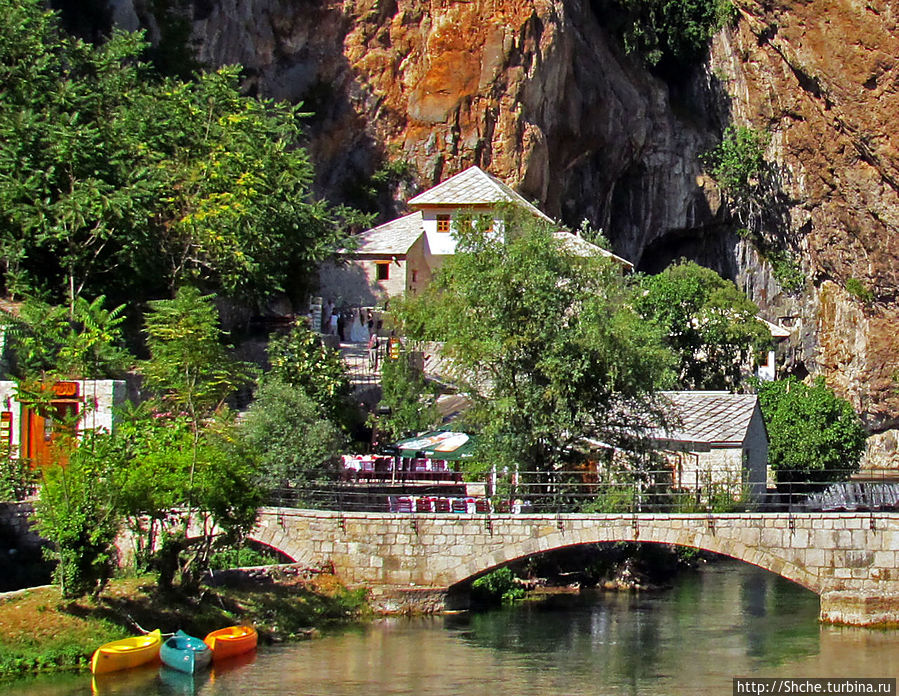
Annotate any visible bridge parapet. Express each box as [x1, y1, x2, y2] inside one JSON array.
[[250, 508, 899, 626]]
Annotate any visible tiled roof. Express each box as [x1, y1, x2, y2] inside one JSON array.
[[350, 211, 424, 256], [760, 317, 791, 339], [552, 231, 634, 270], [408, 166, 554, 223], [655, 391, 761, 445]]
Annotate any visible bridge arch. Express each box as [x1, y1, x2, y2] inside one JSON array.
[[454, 527, 821, 594], [251, 508, 899, 626]]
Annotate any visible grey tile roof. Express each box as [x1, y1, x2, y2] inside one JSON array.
[[408, 166, 554, 223], [656, 392, 761, 445], [552, 231, 634, 269], [350, 211, 424, 256]]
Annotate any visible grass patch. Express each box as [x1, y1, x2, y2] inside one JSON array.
[[0, 573, 370, 680]]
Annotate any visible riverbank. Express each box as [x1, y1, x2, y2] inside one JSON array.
[[0, 572, 370, 679]]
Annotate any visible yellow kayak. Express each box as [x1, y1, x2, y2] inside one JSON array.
[[90, 629, 162, 674]]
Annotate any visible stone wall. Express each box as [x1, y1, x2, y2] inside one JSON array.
[[251, 507, 899, 626]]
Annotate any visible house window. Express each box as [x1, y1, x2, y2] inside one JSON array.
[[436, 214, 451, 233], [376, 262, 390, 281], [411, 270, 418, 283]]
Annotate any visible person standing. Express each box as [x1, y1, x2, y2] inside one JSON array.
[[368, 332, 380, 372]]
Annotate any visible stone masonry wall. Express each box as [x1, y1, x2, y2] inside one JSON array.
[[252, 508, 899, 626]]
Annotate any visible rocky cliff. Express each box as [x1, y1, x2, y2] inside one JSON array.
[[110, 0, 898, 464]]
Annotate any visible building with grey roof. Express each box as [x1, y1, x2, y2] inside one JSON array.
[[318, 166, 632, 308], [651, 391, 769, 502]]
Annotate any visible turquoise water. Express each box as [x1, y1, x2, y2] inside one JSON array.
[[6, 562, 899, 695]]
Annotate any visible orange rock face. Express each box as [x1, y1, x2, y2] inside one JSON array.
[[174, 0, 899, 454], [710, 1, 899, 438]]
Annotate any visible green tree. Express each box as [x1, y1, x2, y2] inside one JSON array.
[[33, 430, 122, 597], [0, 0, 360, 310], [758, 377, 867, 485], [374, 347, 439, 443], [1, 295, 130, 383], [397, 211, 673, 488], [635, 260, 771, 390], [142, 286, 254, 425], [267, 320, 352, 426], [107, 407, 263, 590], [140, 287, 258, 588], [241, 377, 345, 501]]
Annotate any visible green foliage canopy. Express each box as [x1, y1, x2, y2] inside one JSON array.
[[1, 295, 130, 382], [758, 377, 867, 484], [375, 347, 439, 443], [635, 260, 771, 390], [702, 125, 769, 201], [241, 377, 345, 498], [0, 0, 355, 310], [608, 0, 735, 68], [398, 211, 674, 479]]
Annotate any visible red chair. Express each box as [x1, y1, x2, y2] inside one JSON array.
[[434, 498, 451, 513], [475, 499, 490, 513]]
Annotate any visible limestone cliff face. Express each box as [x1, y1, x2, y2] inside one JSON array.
[[117, 0, 898, 461], [707, 0, 899, 456]]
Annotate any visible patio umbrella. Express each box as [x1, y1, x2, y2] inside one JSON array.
[[392, 430, 477, 461]]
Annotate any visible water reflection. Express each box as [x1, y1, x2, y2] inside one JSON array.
[[6, 562, 899, 696]]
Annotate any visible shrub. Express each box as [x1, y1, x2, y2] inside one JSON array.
[[471, 566, 526, 605], [612, 0, 736, 68], [758, 377, 867, 485]]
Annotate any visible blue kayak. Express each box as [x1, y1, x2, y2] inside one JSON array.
[[160, 630, 212, 674]]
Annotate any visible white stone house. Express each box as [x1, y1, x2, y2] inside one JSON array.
[[319, 166, 633, 306], [0, 379, 128, 467], [651, 391, 769, 502]]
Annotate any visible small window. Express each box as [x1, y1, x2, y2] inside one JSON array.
[[376, 263, 390, 281], [436, 215, 451, 233]]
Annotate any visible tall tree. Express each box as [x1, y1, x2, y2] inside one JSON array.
[[635, 260, 771, 390], [758, 377, 867, 485], [0, 0, 360, 311], [397, 211, 674, 485], [139, 288, 258, 589], [266, 320, 352, 427]]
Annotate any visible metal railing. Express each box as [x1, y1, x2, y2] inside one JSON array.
[[265, 468, 899, 515]]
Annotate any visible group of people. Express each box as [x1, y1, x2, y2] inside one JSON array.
[[323, 303, 383, 344]]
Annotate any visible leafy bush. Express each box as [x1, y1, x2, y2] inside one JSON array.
[[0, 450, 36, 501], [267, 321, 352, 426], [241, 377, 345, 497], [703, 125, 769, 200], [845, 277, 874, 303], [581, 484, 637, 513], [758, 377, 867, 484], [33, 432, 123, 598], [471, 566, 526, 605], [610, 0, 736, 68], [208, 545, 285, 570]]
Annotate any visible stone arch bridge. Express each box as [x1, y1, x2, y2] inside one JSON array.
[[248, 507, 899, 626]]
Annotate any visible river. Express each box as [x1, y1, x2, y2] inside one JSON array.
[[7, 561, 899, 695]]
